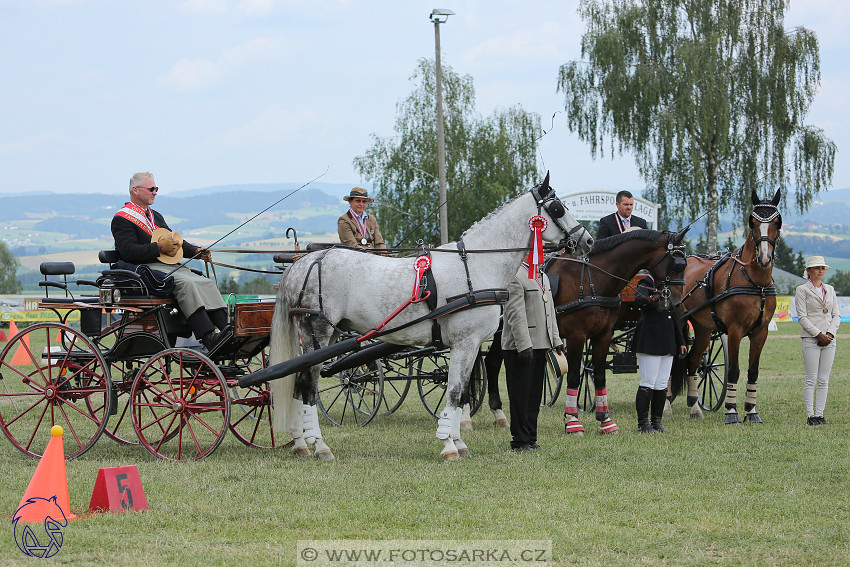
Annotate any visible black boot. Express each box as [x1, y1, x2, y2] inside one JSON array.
[[635, 386, 654, 433], [651, 388, 669, 433], [209, 307, 229, 331]]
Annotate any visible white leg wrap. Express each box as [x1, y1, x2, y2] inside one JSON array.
[[302, 403, 322, 444], [436, 410, 453, 440], [451, 407, 462, 440]]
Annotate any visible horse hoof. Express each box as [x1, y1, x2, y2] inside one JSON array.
[[565, 418, 585, 436], [493, 418, 509, 429], [724, 413, 742, 425], [599, 419, 619, 434], [460, 420, 473, 432], [744, 412, 763, 424], [314, 449, 335, 461], [292, 446, 311, 457], [663, 400, 673, 419], [457, 447, 471, 458], [689, 407, 705, 419], [441, 450, 460, 461]]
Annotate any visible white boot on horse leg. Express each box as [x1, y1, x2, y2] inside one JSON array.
[[460, 403, 473, 432], [563, 389, 585, 436], [302, 403, 334, 461], [451, 407, 470, 458], [723, 383, 741, 425], [436, 409, 459, 461], [492, 408, 509, 429], [686, 375, 704, 419], [743, 384, 762, 423]]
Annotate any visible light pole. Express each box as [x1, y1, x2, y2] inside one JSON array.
[[430, 8, 454, 245]]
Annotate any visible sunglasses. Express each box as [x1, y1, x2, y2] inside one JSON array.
[[136, 186, 159, 193]]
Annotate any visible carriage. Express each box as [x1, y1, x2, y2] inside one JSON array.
[[0, 254, 287, 462]]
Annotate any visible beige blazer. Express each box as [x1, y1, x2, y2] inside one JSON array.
[[501, 266, 562, 352], [795, 280, 841, 338], [337, 211, 387, 249]]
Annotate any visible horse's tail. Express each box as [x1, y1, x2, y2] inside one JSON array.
[[669, 353, 686, 399], [269, 292, 303, 438]]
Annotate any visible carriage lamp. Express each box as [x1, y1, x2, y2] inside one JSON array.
[[99, 281, 120, 305]]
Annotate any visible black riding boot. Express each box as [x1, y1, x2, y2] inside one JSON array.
[[635, 386, 654, 433], [209, 307, 229, 331], [651, 388, 669, 433]]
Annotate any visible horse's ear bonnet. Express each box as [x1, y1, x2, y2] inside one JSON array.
[[748, 190, 782, 231], [531, 170, 565, 219]]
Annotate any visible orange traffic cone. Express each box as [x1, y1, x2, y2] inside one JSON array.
[[0, 329, 6, 341], [14, 426, 77, 523], [9, 320, 32, 366]]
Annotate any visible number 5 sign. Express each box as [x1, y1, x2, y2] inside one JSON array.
[[88, 466, 148, 513]]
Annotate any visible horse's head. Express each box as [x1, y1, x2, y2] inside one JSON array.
[[531, 172, 594, 254], [646, 228, 689, 310], [749, 189, 782, 268]]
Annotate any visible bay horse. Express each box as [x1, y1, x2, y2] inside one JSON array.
[[479, 228, 689, 434], [672, 190, 780, 424], [267, 174, 594, 460]]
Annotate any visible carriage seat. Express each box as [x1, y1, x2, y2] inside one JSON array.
[[38, 262, 100, 304], [306, 242, 337, 252]]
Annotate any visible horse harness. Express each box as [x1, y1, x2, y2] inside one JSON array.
[[289, 244, 509, 351], [551, 232, 687, 316]]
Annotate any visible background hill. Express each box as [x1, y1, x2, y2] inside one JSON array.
[[3, 183, 847, 292]]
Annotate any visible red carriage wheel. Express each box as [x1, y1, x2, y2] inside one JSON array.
[[227, 349, 293, 449], [0, 322, 112, 459], [131, 348, 230, 461]]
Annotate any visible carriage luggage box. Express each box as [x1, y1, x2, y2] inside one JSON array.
[[234, 301, 276, 337]]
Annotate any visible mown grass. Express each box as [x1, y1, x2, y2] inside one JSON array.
[[1, 322, 847, 566]]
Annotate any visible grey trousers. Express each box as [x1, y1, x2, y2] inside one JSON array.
[[143, 261, 226, 317], [801, 336, 836, 418]]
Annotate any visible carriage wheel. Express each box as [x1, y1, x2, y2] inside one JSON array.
[[0, 322, 112, 459], [378, 352, 412, 415], [576, 343, 596, 412], [130, 348, 230, 461], [317, 359, 384, 427], [90, 360, 139, 446], [227, 349, 293, 449], [541, 361, 562, 407], [696, 332, 728, 412], [416, 351, 486, 418]]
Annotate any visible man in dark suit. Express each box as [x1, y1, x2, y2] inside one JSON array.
[[596, 190, 648, 239]]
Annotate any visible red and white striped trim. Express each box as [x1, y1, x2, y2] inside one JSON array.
[[599, 418, 619, 434]]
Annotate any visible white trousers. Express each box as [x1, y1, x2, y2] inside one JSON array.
[[637, 353, 674, 390], [801, 337, 836, 418]]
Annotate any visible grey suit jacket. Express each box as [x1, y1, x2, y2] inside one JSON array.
[[501, 266, 562, 352]]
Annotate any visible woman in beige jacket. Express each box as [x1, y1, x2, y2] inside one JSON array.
[[795, 255, 841, 426]]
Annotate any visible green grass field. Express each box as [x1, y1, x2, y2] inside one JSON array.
[[1, 322, 847, 566]]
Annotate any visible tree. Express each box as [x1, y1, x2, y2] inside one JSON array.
[[557, 0, 836, 252], [354, 58, 541, 246], [827, 269, 850, 296], [773, 237, 805, 276], [0, 242, 22, 294]]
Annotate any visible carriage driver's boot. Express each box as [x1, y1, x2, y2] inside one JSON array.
[[189, 308, 231, 353], [650, 388, 669, 433], [635, 386, 654, 433]]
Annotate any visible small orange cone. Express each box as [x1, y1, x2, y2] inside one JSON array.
[[0, 328, 6, 341], [14, 426, 77, 523], [54, 329, 62, 343], [9, 319, 32, 366]]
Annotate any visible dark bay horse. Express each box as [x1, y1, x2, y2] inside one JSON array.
[[480, 229, 688, 434], [672, 190, 780, 424]]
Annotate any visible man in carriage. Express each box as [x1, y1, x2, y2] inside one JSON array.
[[110, 171, 232, 352]]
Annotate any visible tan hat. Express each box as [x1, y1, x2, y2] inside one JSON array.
[[343, 187, 374, 203], [152, 227, 184, 264], [805, 256, 830, 270]]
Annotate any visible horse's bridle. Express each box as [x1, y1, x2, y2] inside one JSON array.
[[646, 233, 688, 310], [748, 203, 782, 264], [531, 185, 592, 254]]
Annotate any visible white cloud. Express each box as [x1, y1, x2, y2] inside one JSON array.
[[179, 0, 228, 14], [158, 37, 293, 90]]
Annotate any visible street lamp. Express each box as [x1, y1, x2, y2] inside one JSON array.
[[430, 8, 454, 245]]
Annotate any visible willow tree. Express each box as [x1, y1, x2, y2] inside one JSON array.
[[354, 58, 541, 246], [0, 242, 21, 294], [557, 0, 836, 251]]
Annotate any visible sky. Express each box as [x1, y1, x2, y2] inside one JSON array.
[[1, 0, 848, 197]]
